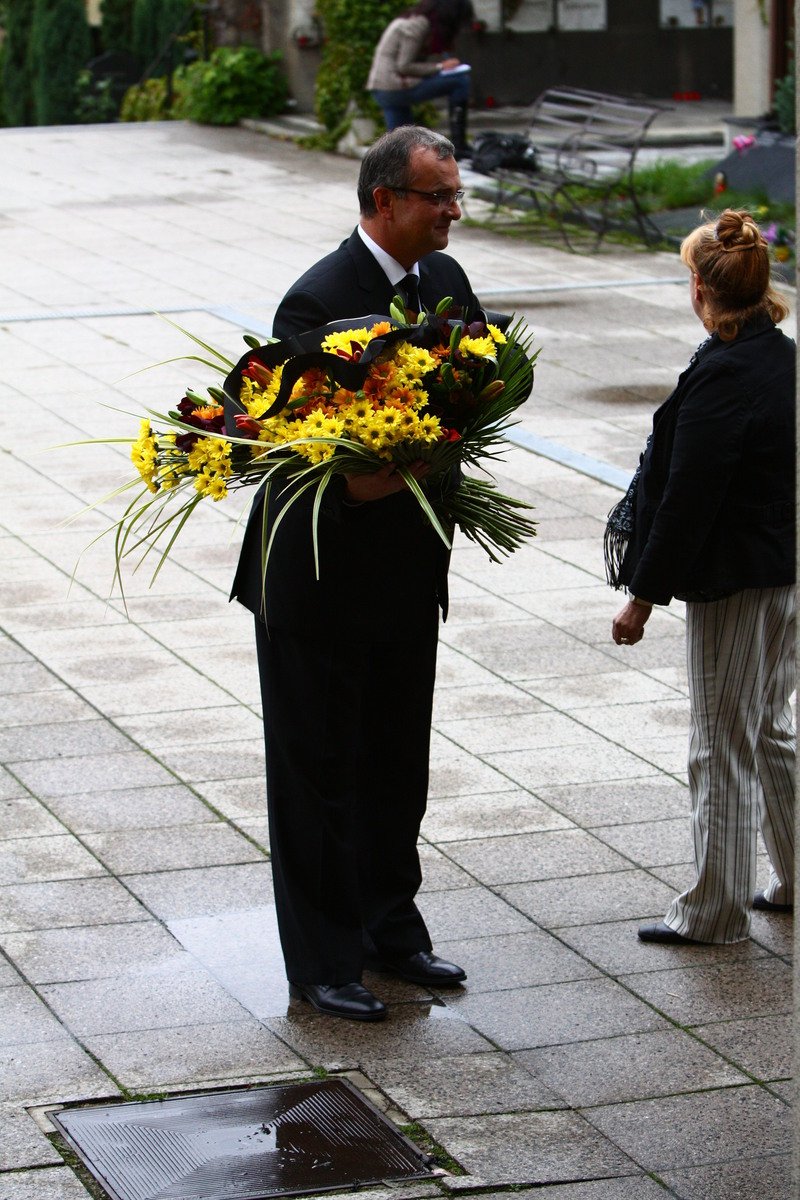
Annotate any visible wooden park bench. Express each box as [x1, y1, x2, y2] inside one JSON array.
[[484, 87, 667, 250]]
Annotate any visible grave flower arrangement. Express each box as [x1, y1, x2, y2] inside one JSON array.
[[105, 295, 538, 591]]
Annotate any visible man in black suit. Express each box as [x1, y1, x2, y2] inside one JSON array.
[[232, 127, 481, 1021]]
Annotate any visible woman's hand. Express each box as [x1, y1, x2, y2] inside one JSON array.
[[439, 57, 460, 70], [344, 461, 430, 504], [612, 600, 652, 646]]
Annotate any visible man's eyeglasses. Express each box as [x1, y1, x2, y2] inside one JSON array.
[[393, 187, 464, 208]]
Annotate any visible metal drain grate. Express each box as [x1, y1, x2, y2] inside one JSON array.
[[51, 1078, 434, 1200]]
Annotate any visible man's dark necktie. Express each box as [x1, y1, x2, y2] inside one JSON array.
[[398, 272, 421, 314]]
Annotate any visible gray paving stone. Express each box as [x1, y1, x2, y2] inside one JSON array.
[[416, 846, 473, 892], [0, 797, 65, 840], [42, 783, 216, 834], [691, 1014, 793, 1081], [515, 1027, 748, 1107], [40, 964, 252, 1036], [0, 837, 105, 886], [584, 1085, 791, 1171], [0, 1166, 95, 1198], [0, 959, 21, 987], [749, 909, 795, 957], [520, 668, 683, 712], [432, 681, 546, 721], [0, 766, 27, 802], [82, 1017, 305, 1089], [500, 869, 677, 929], [2, 692, 97, 727], [0, 637, 32, 665], [660, 1154, 793, 1200], [82, 822, 265, 874], [435, 930, 599, 992], [0, 988, 73, 1048], [620, 958, 792, 1025], [11, 750, 176, 799], [117, 704, 264, 749], [122, 861, 274, 920], [557, 918, 767, 976], [0, 877, 147, 933], [591, 816, 693, 867], [451, 1182, 670, 1200], [0, 720, 133, 764], [266, 1003, 494, 1073], [450, 626, 631, 683], [485, 742, 660, 791], [2, 921, 184, 984], [428, 750, 518, 799], [155, 741, 265, 784], [445, 829, 633, 886], [417, 886, 531, 942], [424, 1110, 636, 1184], [529, 777, 689, 828], [0, 1103, 64, 1169], [0, 662, 64, 694], [193, 776, 266, 820], [451, 978, 668, 1052], [436, 710, 596, 756], [423, 789, 571, 842], [379, 1051, 565, 1117], [0, 1036, 115, 1104]]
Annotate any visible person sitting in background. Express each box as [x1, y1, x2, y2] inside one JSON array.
[[608, 209, 795, 945], [367, 0, 474, 158]]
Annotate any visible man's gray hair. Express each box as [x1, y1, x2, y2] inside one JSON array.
[[358, 127, 455, 216]]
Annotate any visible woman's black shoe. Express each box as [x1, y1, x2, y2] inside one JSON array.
[[752, 890, 793, 913], [288, 981, 387, 1021]]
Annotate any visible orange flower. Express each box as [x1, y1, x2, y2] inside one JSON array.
[[191, 404, 224, 421]]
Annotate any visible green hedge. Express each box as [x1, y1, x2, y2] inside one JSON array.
[[29, 0, 93, 125], [1, 0, 35, 126]]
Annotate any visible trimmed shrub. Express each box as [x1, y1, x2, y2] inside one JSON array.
[[29, 0, 93, 125], [132, 0, 193, 76], [100, 0, 136, 57], [119, 76, 170, 121], [172, 46, 288, 125], [773, 59, 795, 135], [1, 0, 35, 127]]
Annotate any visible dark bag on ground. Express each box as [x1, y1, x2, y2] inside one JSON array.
[[470, 132, 538, 176]]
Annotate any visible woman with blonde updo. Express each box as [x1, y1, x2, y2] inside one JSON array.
[[607, 209, 795, 944]]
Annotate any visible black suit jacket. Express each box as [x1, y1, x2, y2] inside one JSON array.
[[619, 319, 796, 605], [230, 229, 483, 634]]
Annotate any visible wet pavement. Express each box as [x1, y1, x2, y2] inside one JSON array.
[[0, 118, 795, 1199]]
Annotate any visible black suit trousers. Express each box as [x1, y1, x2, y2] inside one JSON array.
[[255, 617, 438, 984]]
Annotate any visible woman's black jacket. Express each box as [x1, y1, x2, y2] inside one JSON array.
[[618, 318, 796, 606]]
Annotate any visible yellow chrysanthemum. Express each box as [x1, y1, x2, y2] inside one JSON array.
[[205, 475, 229, 501], [415, 413, 443, 443], [321, 328, 371, 357], [394, 344, 437, 380], [131, 420, 158, 492], [487, 323, 507, 345], [459, 335, 496, 359], [187, 439, 232, 478]]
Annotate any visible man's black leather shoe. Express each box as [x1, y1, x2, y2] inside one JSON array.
[[753, 890, 794, 913], [288, 981, 387, 1021], [373, 950, 466, 986], [638, 920, 702, 944]]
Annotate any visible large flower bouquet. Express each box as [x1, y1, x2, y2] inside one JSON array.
[[109, 295, 537, 589]]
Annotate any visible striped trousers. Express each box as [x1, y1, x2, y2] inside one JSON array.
[[665, 585, 796, 943]]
